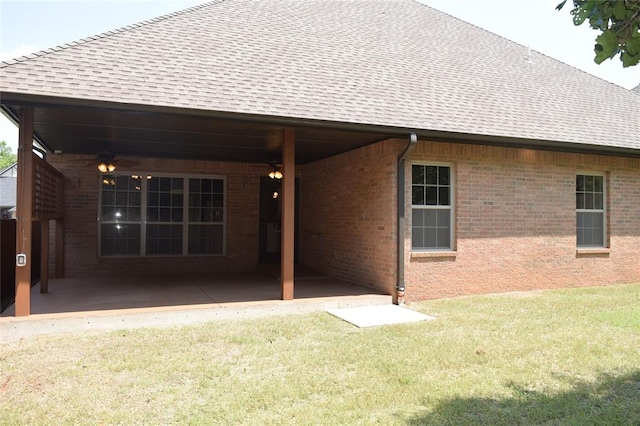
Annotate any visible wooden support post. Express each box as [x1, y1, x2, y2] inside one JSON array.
[[40, 220, 49, 293], [55, 219, 65, 278], [280, 128, 295, 300], [15, 108, 34, 316]]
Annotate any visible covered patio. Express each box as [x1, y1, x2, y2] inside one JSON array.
[[1, 84, 407, 317], [0, 0, 415, 318]]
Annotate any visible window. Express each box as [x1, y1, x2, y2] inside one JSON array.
[[100, 175, 142, 256], [576, 174, 605, 247], [188, 178, 224, 255], [411, 164, 453, 250], [147, 177, 184, 255], [99, 174, 225, 256]]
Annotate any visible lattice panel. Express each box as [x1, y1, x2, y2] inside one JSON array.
[[32, 154, 64, 219]]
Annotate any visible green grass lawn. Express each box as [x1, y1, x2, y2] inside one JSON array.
[[2, 284, 639, 425]]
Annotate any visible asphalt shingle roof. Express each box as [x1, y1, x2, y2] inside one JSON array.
[[0, 177, 16, 208], [1, 0, 639, 150]]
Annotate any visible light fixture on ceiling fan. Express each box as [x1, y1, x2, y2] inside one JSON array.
[[97, 151, 117, 173], [89, 144, 139, 172], [268, 162, 282, 180]]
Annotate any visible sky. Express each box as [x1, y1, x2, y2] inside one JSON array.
[[0, 0, 638, 153]]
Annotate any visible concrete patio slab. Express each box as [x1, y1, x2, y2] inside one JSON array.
[[1, 270, 392, 342], [1, 294, 391, 343]]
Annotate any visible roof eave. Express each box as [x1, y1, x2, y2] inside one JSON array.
[[2, 91, 640, 159], [1, 104, 48, 152], [424, 131, 640, 159]]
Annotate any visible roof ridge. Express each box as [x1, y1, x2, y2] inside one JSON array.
[[413, 0, 637, 93], [0, 0, 225, 68]]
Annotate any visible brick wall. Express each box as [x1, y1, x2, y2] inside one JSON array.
[[47, 155, 262, 277], [405, 141, 640, 300], [46, 138, 640, 300], [300, 140, 402, 295]]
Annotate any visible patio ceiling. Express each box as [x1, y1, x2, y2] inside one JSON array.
[[2, 99, 401, 165]]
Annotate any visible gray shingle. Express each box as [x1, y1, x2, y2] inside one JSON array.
[[0, 177, 16, 208], [0, 0, 638, 150]]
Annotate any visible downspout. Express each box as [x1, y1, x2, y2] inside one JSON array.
[[396, 132, 417, 305]]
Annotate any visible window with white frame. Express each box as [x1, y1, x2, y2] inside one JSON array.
[[99, 174, 225, 256], [576, 174, 605, 247], [411, 164, 453, 250]]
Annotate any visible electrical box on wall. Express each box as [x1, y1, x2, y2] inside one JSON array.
[[16, 253, 27, 267]]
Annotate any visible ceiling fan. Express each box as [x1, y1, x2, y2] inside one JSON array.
[[83, 145, 139, 172]]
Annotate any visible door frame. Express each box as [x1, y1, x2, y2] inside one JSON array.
[[258, 176, 299, 264]]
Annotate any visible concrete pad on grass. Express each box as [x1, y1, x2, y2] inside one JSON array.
[[327, 304, 435, 327]]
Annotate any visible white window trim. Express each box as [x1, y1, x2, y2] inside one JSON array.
[[576, 172, 607, 248], [98, 172, 227, 257], [410, 161, 455, 252]]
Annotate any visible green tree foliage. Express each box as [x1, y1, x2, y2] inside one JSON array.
[[0, 140, 17, 169], [557, 0, 640, 67]]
